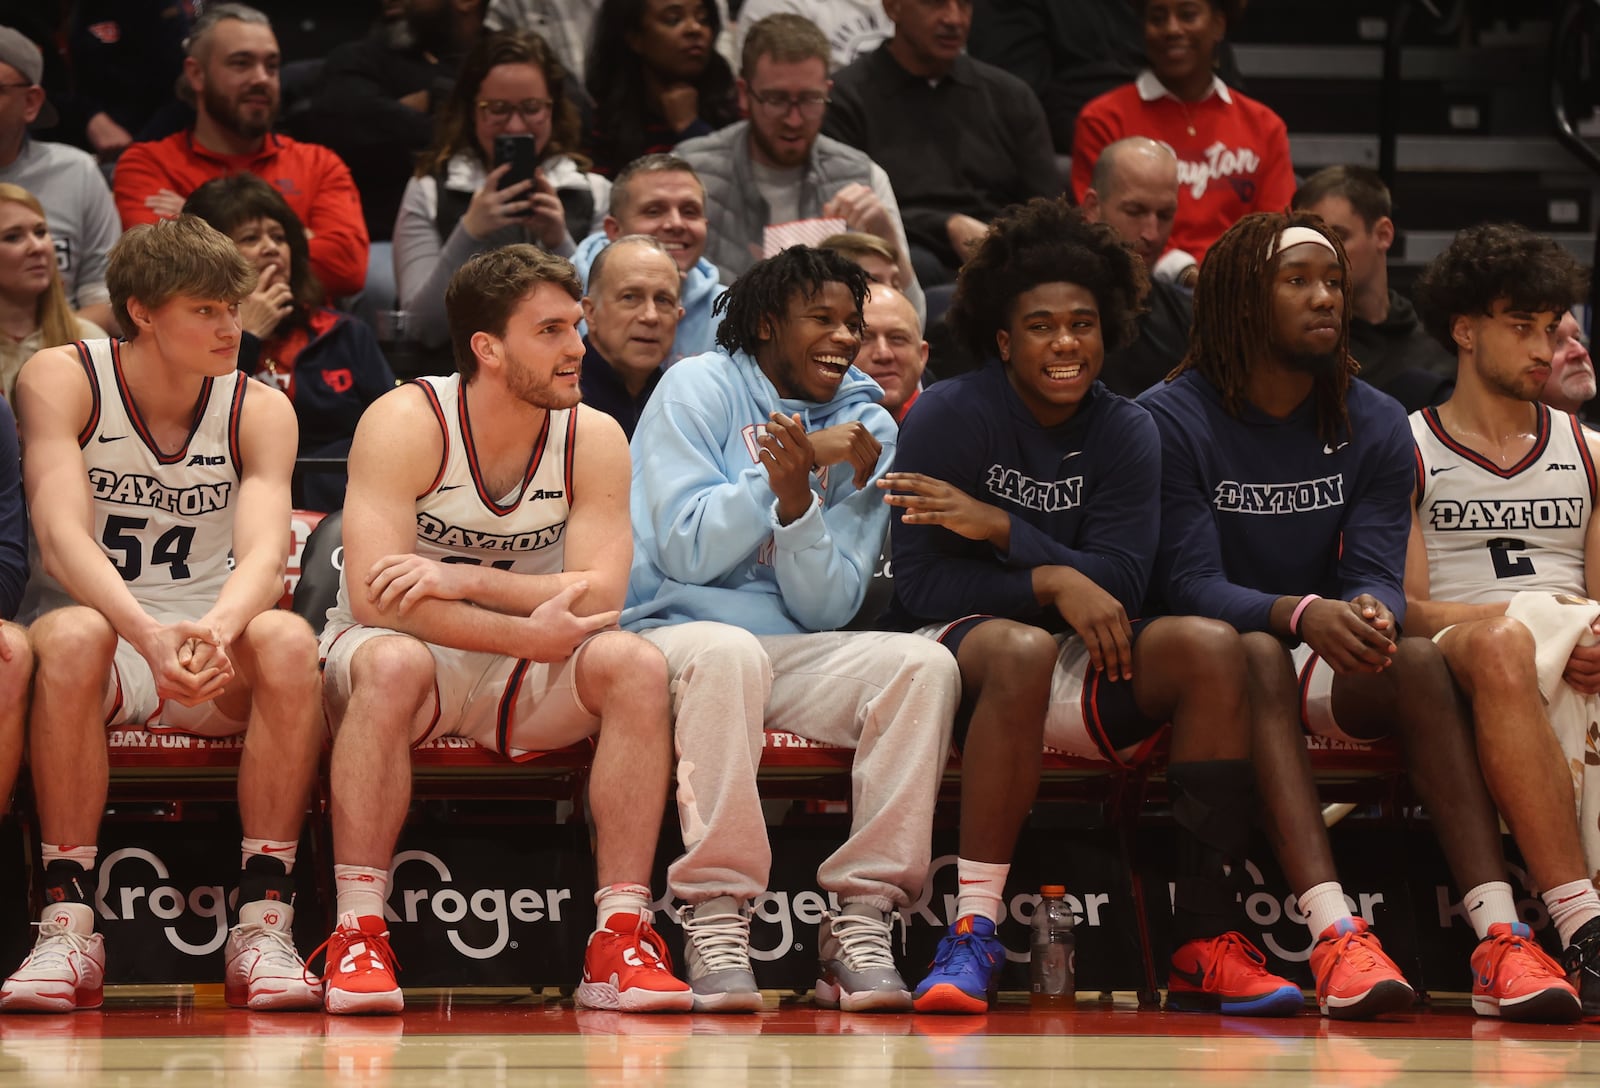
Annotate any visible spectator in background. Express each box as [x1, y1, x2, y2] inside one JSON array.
[[395, 30, 610, 350], [854, 283, 926, 423], [584, 0, 739, 177], [579, 234, 681, 438], [967, 0, 1144, 155], [1540, 311, 1594, 419], [0, 184, 105, 402], [184, 175, 395, 513], [64, 2, 191, 160], [1292, 166, 1456, 412], [0, 27, 119, 333], [823, 0, 1057, 287], [819, 231, 902, 291], [1073, 0, 1293, 277], [676, 14, 923, 320], [485, 0, 602, 82], [1079, 137, 1191, 398], [112, 4, 371, 299], [735, 0, 889, 69], [574, 154, 723, 363], [295, 0, 487, 245]]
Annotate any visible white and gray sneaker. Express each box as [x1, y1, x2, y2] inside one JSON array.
[[814, 904, 912, 1012], [679, 895, 762, 1013], [225, 901, 323, 1011]]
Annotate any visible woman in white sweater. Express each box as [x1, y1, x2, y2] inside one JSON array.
[[393, 29, 610, 349]]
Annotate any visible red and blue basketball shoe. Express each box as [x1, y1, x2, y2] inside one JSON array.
[[1166, 931, 1305, 1016]]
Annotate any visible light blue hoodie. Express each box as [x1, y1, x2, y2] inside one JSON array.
[[622, 348, 895, 635], [573, 231, 726, 366]]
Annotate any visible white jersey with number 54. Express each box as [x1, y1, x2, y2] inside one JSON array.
[[1411, 403, 1595, 603], [24, 338, 243, 618]]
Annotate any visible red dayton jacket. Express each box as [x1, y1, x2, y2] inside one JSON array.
[[113, 131, 370, 299]]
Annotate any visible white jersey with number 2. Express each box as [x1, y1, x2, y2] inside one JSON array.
[[1410, 403, 1596, 604]]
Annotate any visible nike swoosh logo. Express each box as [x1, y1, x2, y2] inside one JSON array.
[[437, 484, 464, 492], [260, 843, 293, 853], [1063, 451, 1084, 460], [958, 878, 989, 885], [97, 434, 127, 443], [1323, 442, 1350, 454], [1429, 466, 1456, 475], [1169, 962, 1206, 988]]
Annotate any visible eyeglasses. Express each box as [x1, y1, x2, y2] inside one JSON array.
[[747, 89, 829, 117], [0, 83, 34, 93], [477, 98, 554, 122]]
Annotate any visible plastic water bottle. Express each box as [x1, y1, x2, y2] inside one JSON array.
[[1030, 884, 1076, 1008]]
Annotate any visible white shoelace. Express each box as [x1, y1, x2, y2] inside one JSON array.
[[24, 922, 96, 973], [680, 910, 751, 973], [234, 923, 306, 975], [832, 913, 897, 971]]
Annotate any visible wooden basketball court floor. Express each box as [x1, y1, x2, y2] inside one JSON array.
[[1, 989, 1595, 1087]]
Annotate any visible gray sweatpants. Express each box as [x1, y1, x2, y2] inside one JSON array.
[[642, 622, 960, 913]]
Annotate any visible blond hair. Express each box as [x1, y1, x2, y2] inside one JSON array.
[[107, 216, 257, 338], [0, 183, 78, 352]]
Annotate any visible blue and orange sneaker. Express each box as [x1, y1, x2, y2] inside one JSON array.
[[913, 915, 1005, 1014], [1166, 931, 1304, 1016], [1309, 917, 1414, 1020]]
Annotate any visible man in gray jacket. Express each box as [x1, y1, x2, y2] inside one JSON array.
[[676, 14, 923, 321]]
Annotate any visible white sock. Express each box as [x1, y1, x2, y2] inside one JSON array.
[[241, 837, 298, 873], [954, 858, 1009, 924], [594, 883, 651, 930], [41, 843, 97, 870], [334, 864, 390, 920], [1462, 880, 1518, 940], [1297, 881, 1353, 937], [1542, 879, 1600, 947]]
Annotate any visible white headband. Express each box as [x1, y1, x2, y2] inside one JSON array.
[[1275, 226, 1337, 256]]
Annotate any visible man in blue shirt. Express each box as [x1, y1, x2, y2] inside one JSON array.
[[625, 246, 959, 1014], [1143, 209, 1577, 1022]]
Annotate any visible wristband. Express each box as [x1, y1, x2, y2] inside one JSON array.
[[1289, 594, 1321, 636]]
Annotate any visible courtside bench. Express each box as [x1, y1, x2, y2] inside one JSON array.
[[20, 509, 1402, 1004]]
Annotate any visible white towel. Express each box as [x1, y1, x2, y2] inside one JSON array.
[[1505, 591, 1600, 880]]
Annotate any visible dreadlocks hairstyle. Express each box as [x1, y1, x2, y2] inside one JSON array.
[[1174, 209, 1355, 445], [714, 246, 871, 359], [948, 197, 1148, 361], [1412, 222, 1589, 356]]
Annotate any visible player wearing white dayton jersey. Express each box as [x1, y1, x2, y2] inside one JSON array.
[[2, 217, 324, 1014], [317, 244, 688, 1015], [1405, 222, 1600, 1019]]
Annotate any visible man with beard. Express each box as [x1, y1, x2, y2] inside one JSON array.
[[1404, 224, 1600, 1017], [317, 244, 688, 1014], [1140, 211, 1587, 1022], [112, 4, 370, 298], [676, 14, 922, 320]]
